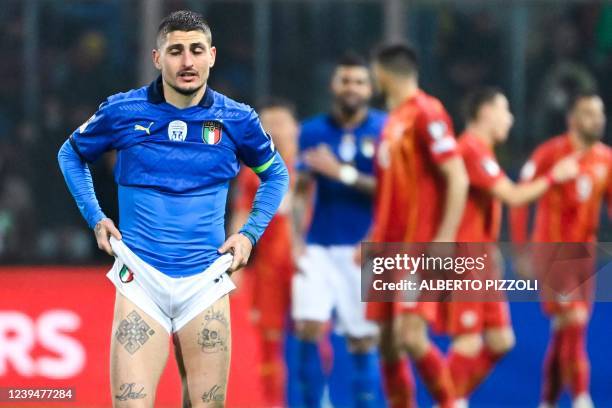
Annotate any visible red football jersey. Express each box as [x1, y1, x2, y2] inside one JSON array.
[[456, 132, 505, 242], [510, 134, 612, 243], [371, 90, 459, 242]]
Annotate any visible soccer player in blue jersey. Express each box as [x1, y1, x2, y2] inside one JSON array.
[[57, 10, 289, 407], [291, 53, 386, 407]]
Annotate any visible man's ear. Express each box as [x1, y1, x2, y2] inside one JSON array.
[[152, 49, 161, 70], [209, 46, 217, 68]]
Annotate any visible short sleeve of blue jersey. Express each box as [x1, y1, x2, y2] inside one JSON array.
[[69, 100, 117, 163], [236, 109, 276, 173]]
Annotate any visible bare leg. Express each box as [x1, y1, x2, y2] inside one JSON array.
[[110, 292, 170, 408], [174, 294, 232, 408]]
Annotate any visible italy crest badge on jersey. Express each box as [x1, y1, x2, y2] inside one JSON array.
[[202, 121, 223, 145]]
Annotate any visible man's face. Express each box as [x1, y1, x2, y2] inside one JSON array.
[[260, 107, 298, 160], [153, 30, 216, 96], [482, 94, 514, 144], [330, 65, 372, 115], [569, 96, 606, 143]]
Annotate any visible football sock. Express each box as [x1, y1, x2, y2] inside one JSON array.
[[382, 358, 416, 408], [298, 340, 325, 407], [415, 345, 455, 407]]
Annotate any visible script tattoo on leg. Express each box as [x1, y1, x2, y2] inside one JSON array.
[[201, 384, 225, 404], [115, 310, 155, 354], [115, 383, 147, 401], [197, 308, 229, 354]]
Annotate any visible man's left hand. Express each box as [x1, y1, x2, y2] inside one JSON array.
[[218, 233, 253, 273], [303, 144, 342, 180]]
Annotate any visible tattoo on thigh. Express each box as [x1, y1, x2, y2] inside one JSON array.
[[197, 308, 228, 353], [201, 384, 225, 403], [115, 383, 147, 401], [115, 310, 156, 354]]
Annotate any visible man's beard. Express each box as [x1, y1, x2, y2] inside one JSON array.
[[336, 97, 367, 117], [169, 81, 204, 96]]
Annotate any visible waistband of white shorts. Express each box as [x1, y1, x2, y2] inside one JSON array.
[[109, 236, 233, 284]]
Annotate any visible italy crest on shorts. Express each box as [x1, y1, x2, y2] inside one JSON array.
[[119, 265, 134, 283], [202, 121, 223, 145]]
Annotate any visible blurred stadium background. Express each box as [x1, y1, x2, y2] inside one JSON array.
[[0, 0, 611, 407]]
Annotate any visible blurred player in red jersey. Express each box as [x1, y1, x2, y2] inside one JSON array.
[[510, 92, 612, 408], [367, 44, 469, 408], [232, 98, 298, 406], [447, 88, 579, 406]]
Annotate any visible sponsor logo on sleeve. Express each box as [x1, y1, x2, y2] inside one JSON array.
[[482, 157, 501, 177]]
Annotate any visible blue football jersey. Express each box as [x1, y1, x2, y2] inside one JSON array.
[[298, 110, 386, 245], [69, 76, 276, 277]]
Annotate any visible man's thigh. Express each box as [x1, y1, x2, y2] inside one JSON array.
[[110, 291, 170, 408], [174, 294, 231, 408]]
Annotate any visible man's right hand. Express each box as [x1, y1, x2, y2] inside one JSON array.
[[550, 153, 580, 184], [94, 218, 122, 256]]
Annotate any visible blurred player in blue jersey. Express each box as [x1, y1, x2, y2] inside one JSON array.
[[291, 53, 386, 407], [57, 10, 289, 407]]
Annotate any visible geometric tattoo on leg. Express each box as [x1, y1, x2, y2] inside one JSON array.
[[197, 308, 229, 353], [115, 310, 155, 355]]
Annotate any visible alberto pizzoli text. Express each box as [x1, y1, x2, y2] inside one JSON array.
[[372, 279, 538, 292]]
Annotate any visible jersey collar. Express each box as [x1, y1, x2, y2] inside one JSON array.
[[147, 75, 214, 108]]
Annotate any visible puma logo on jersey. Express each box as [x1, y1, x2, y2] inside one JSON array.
[[134, 122, 154, 135]]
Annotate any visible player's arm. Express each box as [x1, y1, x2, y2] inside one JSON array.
[[509, 146, 553, 243], [417, 111, 468, 241], [491, 154, 579, 206], [57, 102, 121, 256], [434, 156, 469, 241], [291, 171, 312, 257], [223, 111, 290, 271], [230, 170, 259, 234], [302, 144, 376, 194]]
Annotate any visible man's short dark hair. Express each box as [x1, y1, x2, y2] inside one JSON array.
[[567, 89, 601, 113], [157, 10, 212, 47], [336, 52, 368, 69], [257, 97, 297, 120], [462, 86, 503, 123], [371, 43, 418, 76]]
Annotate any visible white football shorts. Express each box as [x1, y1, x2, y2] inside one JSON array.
[[107, 237, 235, 334], [292, 245, 378, 338]]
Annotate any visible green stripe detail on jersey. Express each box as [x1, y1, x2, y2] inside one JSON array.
[[251, 156, 275, 174]]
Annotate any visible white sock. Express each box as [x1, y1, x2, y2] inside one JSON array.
[[573, 393, 594, 408]]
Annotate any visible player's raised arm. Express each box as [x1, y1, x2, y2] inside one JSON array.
[[491, 154, 579, 207], [302, 143, 377, 194], [509, 145, 553, 243]]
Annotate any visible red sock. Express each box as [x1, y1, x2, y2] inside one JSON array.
[[415, 345, 455, 407], [541, 330, 563, 404], [382, 358, 416, 408], [260, 338, 285, 405], [448, 350, 473, 398], [559, 324, 590, 398], [458, 346, 505, 397]]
